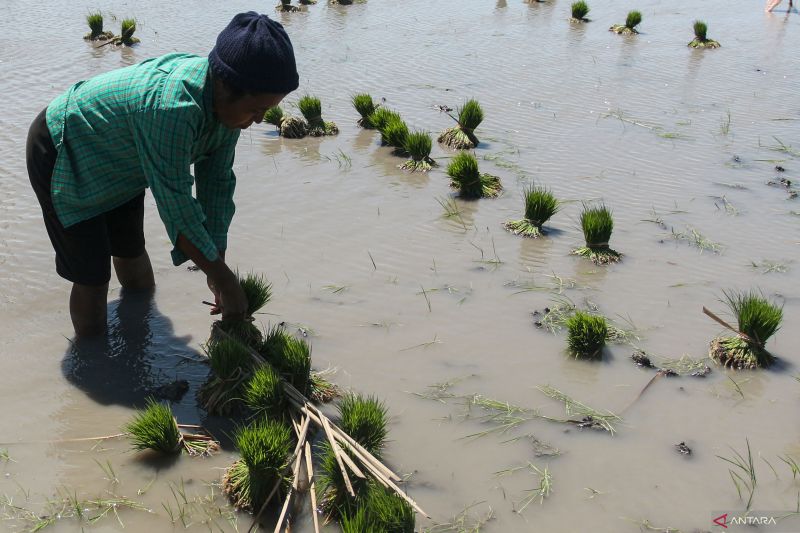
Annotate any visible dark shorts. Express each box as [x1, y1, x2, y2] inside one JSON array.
[[26, 108, 146, 286]]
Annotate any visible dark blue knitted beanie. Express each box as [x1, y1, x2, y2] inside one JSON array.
[[209, 12, 299, 94]]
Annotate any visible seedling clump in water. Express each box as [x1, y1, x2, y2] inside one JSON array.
[[504, 182, 560, 238], [570, 1, 590, 22], [352, 93, 379, 128], [84, 12, 113, 41], [379, 115, 410, 155], [610, 11, 642, 34], [277, 0, 301, 12], [572, 203, 622, 264], [401, 131, 436, 172], [707, 290, 783, 369], [298, 95, 339, 136], [198, 337, 255, 415], [124, 398, 219, 456], [243, 365, 287, 420], [688, 20, 720, 49], [447, 152, 502, 199], [439, 99, 483, 150], [264, 105, 308, 138], [566, 311, 607, 359], [118, 18, 140, 46]]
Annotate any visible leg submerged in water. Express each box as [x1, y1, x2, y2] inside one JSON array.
[[70, 282, 109, 337], [113, 250, 155, 291]]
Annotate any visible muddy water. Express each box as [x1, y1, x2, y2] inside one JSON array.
[[1, 0, 799, 531]]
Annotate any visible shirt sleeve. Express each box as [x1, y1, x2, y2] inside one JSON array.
[[132, 108, 219, 266], [194, 139, 237, 253]]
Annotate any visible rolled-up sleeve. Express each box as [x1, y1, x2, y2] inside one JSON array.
[[195, 139, 237, 253], [133, 109, 219, 266]]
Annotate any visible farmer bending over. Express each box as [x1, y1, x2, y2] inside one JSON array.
[[26, 12, 298, 337]]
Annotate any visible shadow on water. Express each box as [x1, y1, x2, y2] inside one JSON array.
[[61, 289, 238, 449]]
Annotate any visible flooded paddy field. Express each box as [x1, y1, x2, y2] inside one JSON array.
[[0, 0, 798, 531]]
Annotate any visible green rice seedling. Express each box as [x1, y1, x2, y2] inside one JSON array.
[[571, 203, 622, 264], [243, 366, 287, 420], [610, 10, 642, 34], [311, 368, 342, 403], [353, 93, 378, 128], [223, 419, 293, 511], [84, 12, 113, 40], [364, 482, 415, 532], [689, 20, 720, 48], [504, 183, 560, 237], [401, 131, 436, 172], [438, 99, 483, 149], [339, 394, 389, 456], [447, 152, 502, 199], [264, 106, 308, 138], [380, 116, 409, 155], [216, 319, 263, 350], [708, 290, 783, 369], [264, 106, 285, 127], [198, 337, 254, 415], [566, 311, 607, 359], [369, 107, 400, 132], [570, 1, 590, 22], [341, 506, 381, 533], [298, 95, 338, 136], [238, 271, 272, 317], [125, 398, 181, 454], [259, 325, 312, 396], [119, 18, 140, 46], [316, 441, 368, 516]]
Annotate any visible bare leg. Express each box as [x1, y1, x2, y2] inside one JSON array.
[[113, 250, 155, 291], [766, 0, 782, 12], [70, 282, 109, 337]]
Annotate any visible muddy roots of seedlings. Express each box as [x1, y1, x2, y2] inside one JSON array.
[[566, 311, 607, 359], [299, 95, 338, 136], [610, 10, 641, 34], [223, 420, 293, 511], [438, 99, 482, 149], [570, 0, 590, 22], [276, 0, 301, 12], [688, 20, 720, 48], [400, 131, 436, 172], [265, 106, 309, 138], [503, 182, 559, 238], [84, 12, 114, 41], [572, 203, 622, 264], [447, 152, 502, 199], [708, 290, 783, 369], [198, 337, 255, 415], [353, 93, 378, 128], [311, 370, 342, 403]]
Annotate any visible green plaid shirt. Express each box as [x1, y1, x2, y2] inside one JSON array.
[[46, 53, 240, 265]]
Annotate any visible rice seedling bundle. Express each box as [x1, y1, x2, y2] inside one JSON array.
[[363, 482, 415, 533], [446, 152, 502, 199], [198, 337, 255, 415], [400, 131, 435, 171], [571, 203, 622, 264], [119, 18, 140, 46], [318, 394, 389, 517], [264, 105, 309, 138], [438, 99, 483, 149], [570, 1, 590, 22], [352, 93, 378, 128], [708, 290, 782, 369], [243, 366, 287, 420], [504, 183, 560, 237], [239, 271, 272, 317], [84, 12, 113, 41], [689, 20, 720, 49], [125, 398, 220, 456], [566, 311, 607, 359], [369, 107, 401, 132], [610, 10, 642, 34], [258, 325, 312, 397], [277, 0, 301, 12], [223, 420, 293, 511], [379, 116, 409, 155], [298, 95, 339, 136]]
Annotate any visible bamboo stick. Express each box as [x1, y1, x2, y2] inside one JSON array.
[[304, 441, 321, 533], [273, 448, 304, 533], [320, 412, 356, 496]]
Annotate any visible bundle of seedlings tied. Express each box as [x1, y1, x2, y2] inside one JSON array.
[[264, 105, 308, 138], [318, 394, 415, 531], [570, 1, 590, 23], [213, 271, 272, 350], [446, 152, 502, 199], [369, 107, 401, 133], [223, 419, 294, 511], [401, 131, 436, 172], [566, 311, 608, 359], [438, 99, 483, 150], [124, 398, 220, 456], [83, 12, 114, 41], [378, 115, 410, 156], [352, 93, 379, 129], [610, 10, 642, 35], [688, 20, 720, 49], [705, 290, 783, 369], [104, 18, 140, 46], [572, 203, 622, 264], [299, 95, 339, 136], [503, 182, 560, 237]]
